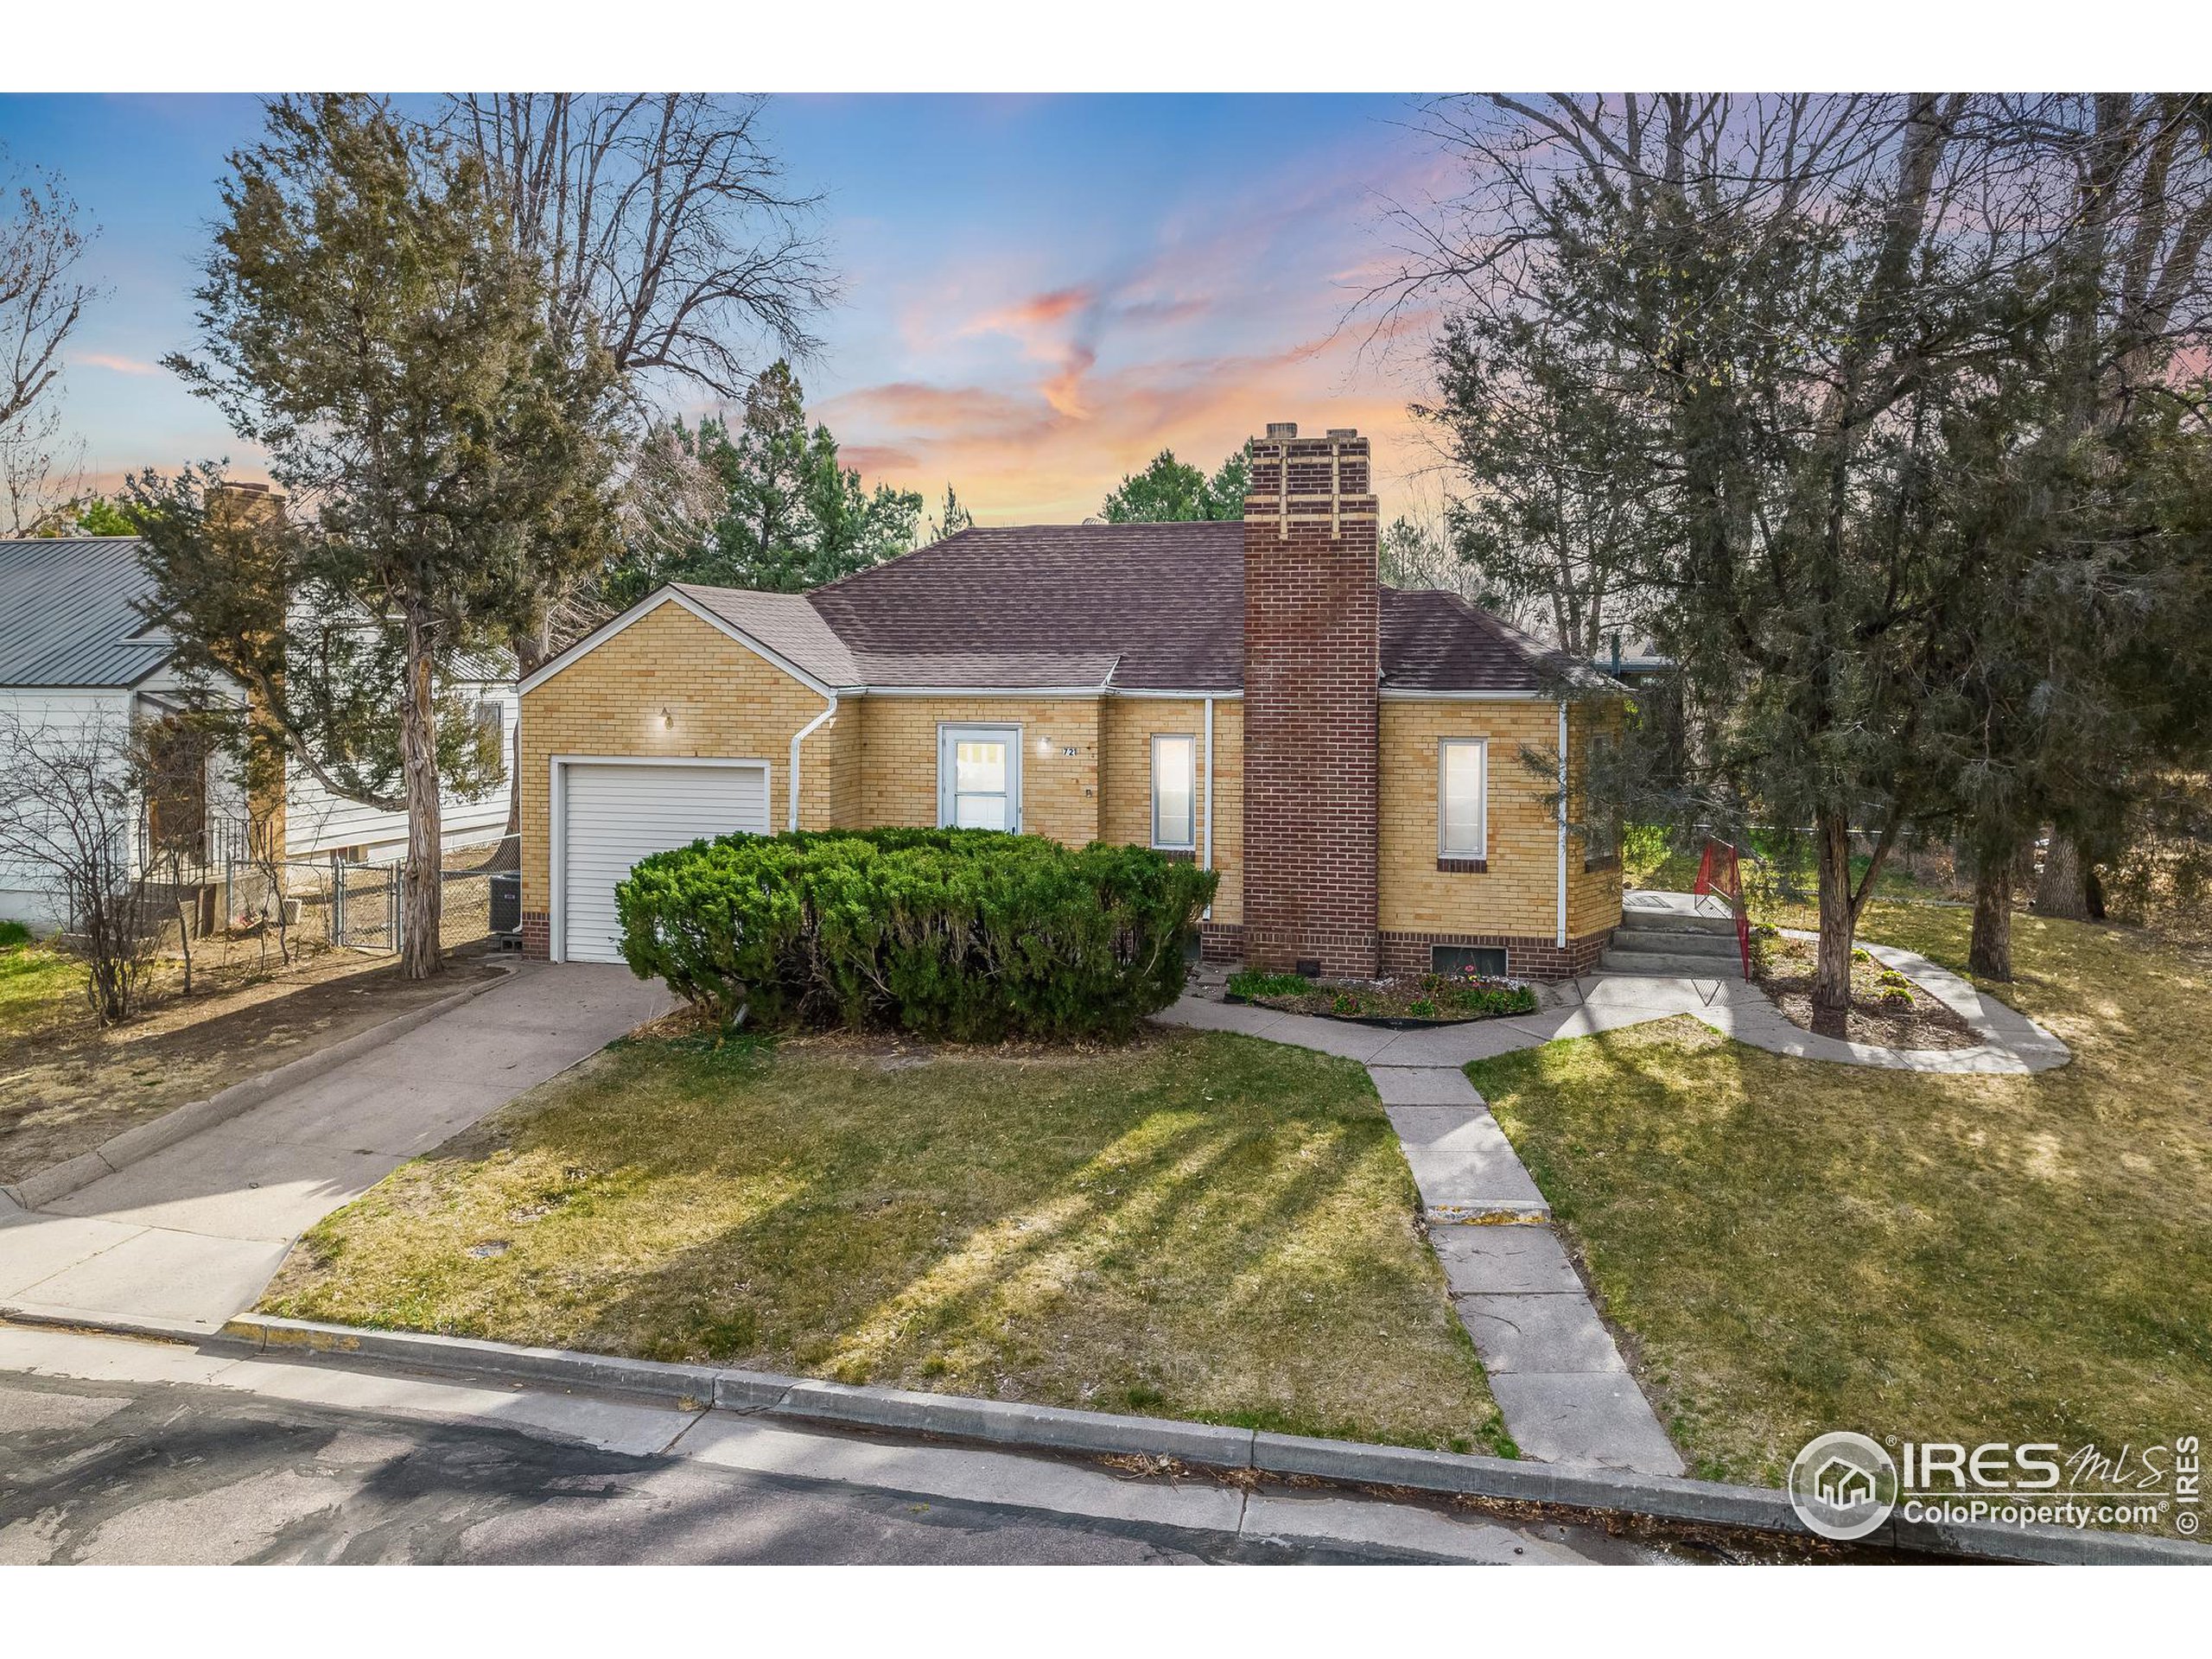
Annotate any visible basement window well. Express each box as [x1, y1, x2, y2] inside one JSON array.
[[1432, 944, 1509, 977]]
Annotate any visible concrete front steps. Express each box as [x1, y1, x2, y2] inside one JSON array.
[[1600, 893, 1745, 979]]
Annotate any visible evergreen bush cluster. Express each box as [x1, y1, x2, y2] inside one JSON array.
[[616, 828, 1217, 1041]]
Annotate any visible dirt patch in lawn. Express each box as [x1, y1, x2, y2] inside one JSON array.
[[0, 950, 510, 1186], [1469, 906, 2212, 1526], [260, 1027, 1510, 1456], [1752, 935, 1981, 1050]]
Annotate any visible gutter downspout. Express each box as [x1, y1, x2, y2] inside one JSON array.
[[1202, 696, 1216, 921], [789, 696, 838, 831], [1556, 699, 1570, 951]]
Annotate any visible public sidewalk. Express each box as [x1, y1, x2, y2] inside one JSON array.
[[0, 964, 672, 1334]]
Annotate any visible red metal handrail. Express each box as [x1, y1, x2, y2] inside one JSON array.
[[1693, 837, 1752, 981]]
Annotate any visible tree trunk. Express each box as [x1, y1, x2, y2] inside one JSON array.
[[2037, 832, 2091, 920], [1969, 855, 2013, 982], [398, 610, 444, 980], [1810, 807, 1856, 1039]]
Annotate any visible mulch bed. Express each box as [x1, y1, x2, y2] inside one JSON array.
[[1234, 976, 1540, 1029], [1753, 936, 1981, 1050]]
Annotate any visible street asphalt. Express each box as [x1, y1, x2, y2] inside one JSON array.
[[0, 1326, 1669, 1565]]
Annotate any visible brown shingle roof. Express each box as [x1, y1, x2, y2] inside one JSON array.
[[651, 523, 1603, 696], [1378, 587, 1602, 694], [806, 523, 1246, 691]]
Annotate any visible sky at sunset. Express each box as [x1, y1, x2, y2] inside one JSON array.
[[0, 93, 1459, 527]]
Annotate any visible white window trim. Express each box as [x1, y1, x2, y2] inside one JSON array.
[[1438, 737, 1489, 861], [937, 722, 1022, 832], [1149, 732, 1198, 851], [548, 753, 772, 964]]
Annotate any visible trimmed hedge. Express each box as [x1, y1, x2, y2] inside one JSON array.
[[615, 828, 1219, 1041]]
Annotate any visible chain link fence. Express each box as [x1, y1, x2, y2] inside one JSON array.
[[137, 835, 519, 975]]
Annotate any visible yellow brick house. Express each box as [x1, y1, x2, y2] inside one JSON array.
[[518, 423, 1624, 978]]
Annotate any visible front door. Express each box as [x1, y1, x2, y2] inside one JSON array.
[[938, 725, 1021, 832]]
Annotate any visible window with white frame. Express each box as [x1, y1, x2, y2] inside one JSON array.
[[938, 724, 1020, 831], [1438, 738, 1487, 865], [1151, 734, 1197, 850]]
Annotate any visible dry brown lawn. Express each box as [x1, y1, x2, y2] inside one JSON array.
[[1470, 903, 2212, 1522], [261, 1024, 1510, 1455], [1, 949, 507, 1186]]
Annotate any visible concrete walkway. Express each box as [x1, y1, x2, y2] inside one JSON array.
[[1370, 1062, 1684, 1478], [0, 964, 672, 1336], [1161, 913, 2071, 1476]]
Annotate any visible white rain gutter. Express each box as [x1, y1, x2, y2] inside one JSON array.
[[789, 696, 838, 831], [1556, 699, 1570, 950], [1202, 695, 1216, 921]]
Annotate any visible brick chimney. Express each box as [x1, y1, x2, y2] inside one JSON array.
[[1241, 423, 1380, 978]]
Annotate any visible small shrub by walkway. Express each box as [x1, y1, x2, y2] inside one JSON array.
[[1467, 905, 2212, 1499], [261, 1025, 1509, 1455]]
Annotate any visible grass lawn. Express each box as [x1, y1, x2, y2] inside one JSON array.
[[261, 1026, 1510, 1454], [1, 942, 86, 1042], [1468, 903, 2212, 1497]]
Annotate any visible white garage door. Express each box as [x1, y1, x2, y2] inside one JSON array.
[[560, 761, 770, 963]]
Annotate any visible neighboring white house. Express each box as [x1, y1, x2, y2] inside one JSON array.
[[0, 534, 518, 929]]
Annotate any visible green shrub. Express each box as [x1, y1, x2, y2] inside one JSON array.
[[1423, 969, 1541, 1018], [0, 919, 31, 950], [615, 828, 1218, 1043], [1228, 969, 1311, 1000]]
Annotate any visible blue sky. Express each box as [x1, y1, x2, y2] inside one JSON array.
[[0, 93, 1451, 522]]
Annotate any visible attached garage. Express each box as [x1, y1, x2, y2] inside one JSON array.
[[553, 758, 770, 963]]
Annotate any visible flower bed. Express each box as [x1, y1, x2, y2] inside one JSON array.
[[1225, 968, 1540, 1028]]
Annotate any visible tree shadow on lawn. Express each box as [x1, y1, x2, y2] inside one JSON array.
[[274, 1032, 1504, 1453], [573, 1045, 1497, 1447], [1473, 996, 2212, 1487]]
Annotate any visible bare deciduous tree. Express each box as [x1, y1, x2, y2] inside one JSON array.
[[0, 146, 102, 535], [450, 94, 836, 404], [451, 93, 838, 666], [0, 712, 168, 1024]]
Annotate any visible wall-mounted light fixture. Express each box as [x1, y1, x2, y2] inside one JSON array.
[[661, 707, 676, 729]]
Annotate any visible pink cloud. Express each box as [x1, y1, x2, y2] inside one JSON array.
[[73, 352, 164, 377]]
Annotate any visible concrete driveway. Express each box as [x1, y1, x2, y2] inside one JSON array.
[[0, 964, 672, 1334]]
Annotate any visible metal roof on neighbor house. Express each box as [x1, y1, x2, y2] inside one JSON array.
[[0, 535, 517, 693], [0, 537, 174, 688]]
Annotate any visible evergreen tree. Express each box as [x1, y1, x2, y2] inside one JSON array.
[[144, 95, 621, 978], [1099, 444, 1251, 522], [601, 359, 925, 599]]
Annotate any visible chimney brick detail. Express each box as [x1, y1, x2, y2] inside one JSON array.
[[1240, 426, 1380, 977]]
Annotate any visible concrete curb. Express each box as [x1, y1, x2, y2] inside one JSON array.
[[0, 961, 521, 1212], [194, 1313, 2209, 1565]]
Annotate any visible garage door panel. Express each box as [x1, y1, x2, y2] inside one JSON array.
[[561, 762, 768, 963]]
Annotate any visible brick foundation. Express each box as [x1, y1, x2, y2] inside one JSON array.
[[1198, 920, 1246, 963], [1377, 925, 1613, 982], [1239, 425, 1380, 979], [521, 910, 550, 960]]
